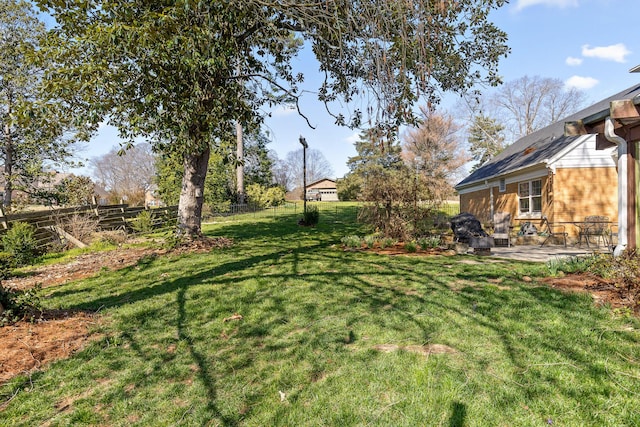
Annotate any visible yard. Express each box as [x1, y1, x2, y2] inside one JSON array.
[[1, 204, 639, 426]]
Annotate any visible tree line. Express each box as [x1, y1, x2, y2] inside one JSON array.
[[2, 0, 510, 238], [3, 0, 584, 238]]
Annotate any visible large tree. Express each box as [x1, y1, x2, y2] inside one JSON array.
[[467, 113, 505, 172], [490, 75, 587, 140], [1, 0, 82, 210], [35, 0, 509, 237], [402, 107, 469, 199], [282, 148, 334, 195], [90, 143, 156, 205]]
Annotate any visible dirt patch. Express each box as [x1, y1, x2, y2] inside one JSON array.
[[0, 237, 233, 386], [3, 247, 166, 292], [541, 273, 638, 314], [0, 311, 100, 386], [374, 343, 458, 356], [344, 242, 457, 257]]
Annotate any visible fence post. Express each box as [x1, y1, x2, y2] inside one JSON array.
[[0, 206, 6, 229]]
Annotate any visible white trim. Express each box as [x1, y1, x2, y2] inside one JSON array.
[[518, 178, 543, 216], [503, 168, 548, 186], [458, 166, 548, 195], [456, 134, 595, 191]]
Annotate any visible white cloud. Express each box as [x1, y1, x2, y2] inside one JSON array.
[[565, 56, 583, 66], [582, 43, 631, 63], [515, 0, 578, 11], [271, 105, 296, 117], [344, 132, 360, 145], [565, 75, 599, 90]]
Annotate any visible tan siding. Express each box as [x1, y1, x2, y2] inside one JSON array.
[[460, 188, 492, 224], [552, 167, 617, 236]]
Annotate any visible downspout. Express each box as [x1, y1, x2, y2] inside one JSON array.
[[488, 180, 494, 221], [604, 117, 628, 256]]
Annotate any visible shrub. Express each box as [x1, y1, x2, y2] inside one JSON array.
[[363, 234, 378, 249], [418, 236, 441, 250], [246, 184, 286, 208], [587, 250, 640, 302], [131, 209, 155, 233], [545, 254, 601, 276], [2, 222, 38, 266], [301, 205, 319, 226], [380, 237, 397, 248], [404, 241, 418, 253], [95, 230, 128, 246], [59, 213, 99, 246], [0, 284, 42, 326], [341, 235, 362, 249], [0, 251, 14, 279]]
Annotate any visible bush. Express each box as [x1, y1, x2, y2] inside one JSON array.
[[0, 284, 42, 326], [404, 241, 418, 253], [2, 222, 38, 266], [246, 184, 286, 208], [300, 205, 319, 226], [95, 230, 128, 246], [588, 250, 640, 302], [418, 236, 441, 250], [363, 234, 378, 248], [0, 251, 15, 279], [59, 213, 99, 246], [380, 237, 397, 248], [545, 254, 601, 276], [131, 209, 155, 233], [341, 235, 362, 249]]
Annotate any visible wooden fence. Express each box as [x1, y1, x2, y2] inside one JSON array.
[[0, 204, 178, 249]]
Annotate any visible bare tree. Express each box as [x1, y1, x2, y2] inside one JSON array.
[[402, 108, 469, 199], [90, 143, 155, 205], [490, 76, 587, 141], [284, 148, 334, 194]]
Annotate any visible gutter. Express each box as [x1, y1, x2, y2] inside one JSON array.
[[604, 117, 628, 256]]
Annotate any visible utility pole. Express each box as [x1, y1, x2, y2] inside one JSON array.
[[235, 62, 245, 204], [299, 136, 308, 214], [236, 121, 244, 204]]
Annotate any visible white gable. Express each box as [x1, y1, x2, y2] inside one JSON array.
[[548, 134, 616, 170]]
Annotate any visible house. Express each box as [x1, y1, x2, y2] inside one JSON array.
[[455, 83, 640, 243], [305, 178, 339, 202], [564, 75, 640, 253]]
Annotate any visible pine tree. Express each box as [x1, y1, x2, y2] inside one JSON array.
[[467, 114, 505, 172]]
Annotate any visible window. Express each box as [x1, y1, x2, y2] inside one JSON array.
[[499, 178, 506, 192], [518, 179, 542, 215]]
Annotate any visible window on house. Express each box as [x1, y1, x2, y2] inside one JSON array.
[[518, 179, 542, 214], [499, 178, 506, 192]]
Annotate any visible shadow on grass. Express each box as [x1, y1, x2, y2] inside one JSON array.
[[449, 401, 467, 427], [35, 214, 640, 424], [176, 283, 237, 426]]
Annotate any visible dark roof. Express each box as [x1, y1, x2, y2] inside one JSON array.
[[456, 83, 640, 188], [306, 178, 336, 188]]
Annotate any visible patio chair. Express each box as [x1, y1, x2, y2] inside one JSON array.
[[540, 216, 567, 247], [607, 224, 618, 253], [579, 215, 609, 248], [492, 212, 511, 247]]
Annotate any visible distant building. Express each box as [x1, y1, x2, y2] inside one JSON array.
[[305, 178, 339, 202]]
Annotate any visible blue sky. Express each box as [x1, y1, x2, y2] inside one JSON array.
[[73, 0, 640, 179]]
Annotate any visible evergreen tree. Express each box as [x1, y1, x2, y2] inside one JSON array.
[[1, 0, 84, 209], [467, 113, 505, 172]]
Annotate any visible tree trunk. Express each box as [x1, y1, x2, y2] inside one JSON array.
[[177, 145, 210, 238], [2, 120, 13, 210], [236, 121, 244, 204]]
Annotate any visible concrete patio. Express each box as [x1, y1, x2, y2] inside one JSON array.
[[481, 244, 611, 262]]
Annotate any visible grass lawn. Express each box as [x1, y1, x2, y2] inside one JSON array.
[[1, 204, 639, 426]]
